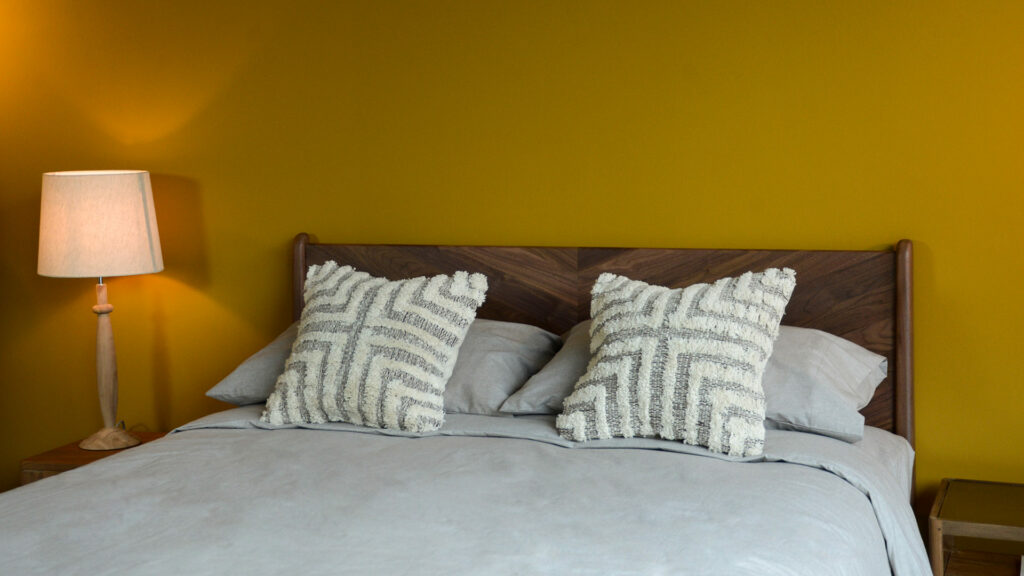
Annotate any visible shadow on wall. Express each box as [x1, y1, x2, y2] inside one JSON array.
[[0, 182, 93, 327], [151, 174, 208, 289], [148, 174, 209, 430], [150, 296, 172, 431]]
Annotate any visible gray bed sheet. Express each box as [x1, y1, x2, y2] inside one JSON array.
[[0, 407, 929, 575]]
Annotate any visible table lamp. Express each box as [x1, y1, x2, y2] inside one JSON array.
[[37, 170, 163, 450]]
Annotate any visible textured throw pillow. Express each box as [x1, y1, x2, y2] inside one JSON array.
[[444, 319, 561, 415], [262, 262, 488, 432], [556, 269, 796, 457], [206, 322, 298, 406]]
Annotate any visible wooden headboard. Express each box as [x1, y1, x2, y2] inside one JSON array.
[[291, 233, 914, 446]]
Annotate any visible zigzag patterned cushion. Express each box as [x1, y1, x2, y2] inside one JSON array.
[[262, 262, 488, 432], [556, 268, 796, 457]]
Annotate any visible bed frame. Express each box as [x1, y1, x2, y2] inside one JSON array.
[[291, 233, 914, 447]]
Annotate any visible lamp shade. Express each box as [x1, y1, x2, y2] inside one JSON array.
[[38, 170, 163, 278]]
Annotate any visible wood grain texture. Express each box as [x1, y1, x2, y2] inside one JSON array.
[[82, 283, 140, 451], [291, 234, 913, 444], [93, 283, 117, 430], [930, 478, 1024, 576], [20, 431, 165, 486], [301, 242, 579, 334], [943, 550, 1021, 576], [896, 240, 915, 446]]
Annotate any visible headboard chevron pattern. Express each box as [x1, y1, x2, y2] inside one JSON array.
[[292, 233, 914, 445]]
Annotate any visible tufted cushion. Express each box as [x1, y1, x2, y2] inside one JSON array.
[[262, 262, 487, 433], [556, 269, 795, 457]]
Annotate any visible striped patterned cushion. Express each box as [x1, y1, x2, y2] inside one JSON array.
[[556, 269, 796, 457], [262, 262, 488, 433]]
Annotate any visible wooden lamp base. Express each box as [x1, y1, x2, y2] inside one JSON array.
[[81, 283, 140, 452], [79, 427, 140, 451]]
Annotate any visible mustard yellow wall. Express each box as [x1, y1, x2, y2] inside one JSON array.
[[2, 1, 1022, 509]]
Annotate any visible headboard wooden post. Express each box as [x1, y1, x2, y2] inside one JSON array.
[[292, 233, 311, 322], [896, 240, 914, 447]]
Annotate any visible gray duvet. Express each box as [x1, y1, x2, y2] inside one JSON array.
[[0, 407, 929, 575]]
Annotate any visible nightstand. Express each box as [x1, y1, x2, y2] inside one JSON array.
[[929, 478, 1024, 576], [20, 431, 165, 486]]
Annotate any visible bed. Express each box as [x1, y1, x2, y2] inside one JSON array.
[[0, 234, 930, 575]]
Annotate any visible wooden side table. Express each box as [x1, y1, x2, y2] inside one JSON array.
[[929, 478, 1024, 576], [20, 431, 165, 486]]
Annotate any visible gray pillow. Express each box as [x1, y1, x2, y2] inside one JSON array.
[[207, 318, 558, 413], [262, 262, 487, 432], [206, 322, 298, 406], [764, 325, 887, 411], [556, 269, 796, 457], [500, 320, 591, 415], [442, 319, 561, 415], [760, 326, 887, 442], [502, 322, 886, 443]]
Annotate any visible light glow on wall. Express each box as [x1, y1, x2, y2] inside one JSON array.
[[34, 2, 279, 145]]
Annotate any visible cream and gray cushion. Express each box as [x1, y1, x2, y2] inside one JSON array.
[[262, 262, 487, 432], [556, 269, 796, 457]]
